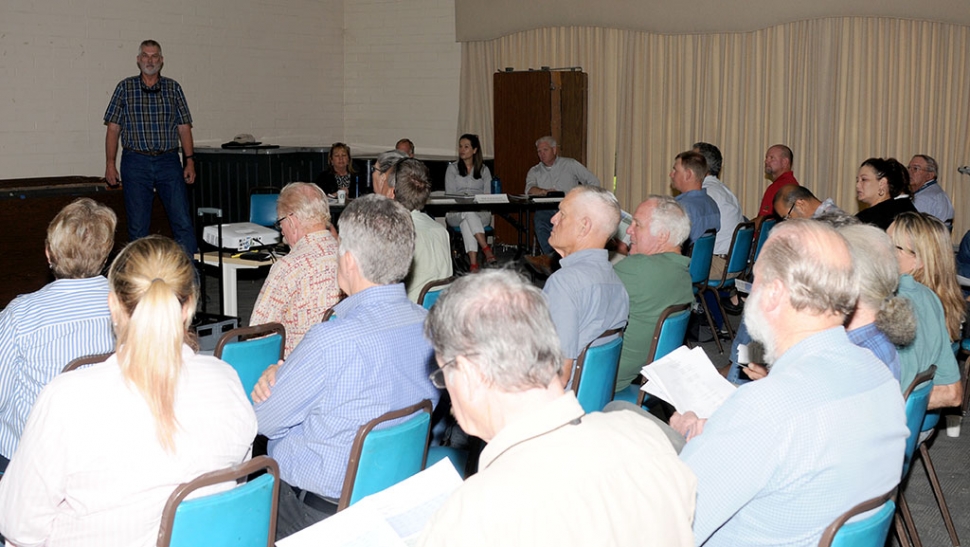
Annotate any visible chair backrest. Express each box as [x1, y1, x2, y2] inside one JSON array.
[[901, 365, 936, 476], [635, 304, 691, 406], [714, 222, 756, 285], [751, 218, 778, 264], [689, 230, 717, 286], [249, 191, 280, 228], [339, 399, 433, 511], [62, 352, 113, 373], [817, 487, 897, 547], [647, 304, 692, 364], [214, 323, 286, 404], [417, 277, 455, 310], [572, 328, 625, 414], [157, 455, 280, 547]]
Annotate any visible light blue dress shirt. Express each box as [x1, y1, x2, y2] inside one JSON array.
[[255, 283, 440, 498], [675, 189, 721, 244], [681, 327, 908, 546], [0, 277, 114, 459]]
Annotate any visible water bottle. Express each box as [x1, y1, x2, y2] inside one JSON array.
[[491, 176, 502, 194]]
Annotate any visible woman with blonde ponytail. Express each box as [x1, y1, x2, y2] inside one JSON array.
[[0, 236, 257, 546]]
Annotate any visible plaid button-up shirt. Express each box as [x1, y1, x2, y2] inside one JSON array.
[[103, 75, 192, 153]]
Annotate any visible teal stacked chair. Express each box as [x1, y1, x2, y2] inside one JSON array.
[[338, 399, 433, 510], [417, 277, 455, 310], [745, 217, 778, 281], [249, 188, 280, 228], [612, 304, 692, 406], [689, 230, 722, 353], [818, 487, 897, 547], [214, 323, 285, 404], [157, 455, 280, 547], [895, 366, 936, 547], [571, 328, 625, 414], [707, 222, 756, 341]]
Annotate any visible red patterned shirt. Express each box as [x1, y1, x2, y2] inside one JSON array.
[[250, 230, 340, 356]]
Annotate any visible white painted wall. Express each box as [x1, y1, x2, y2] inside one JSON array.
[[343, 0, 461, 158], [0, 0, 344, 179]]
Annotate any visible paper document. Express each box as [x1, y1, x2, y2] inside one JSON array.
[[531, 197, 563, 203], [473, 194, 509, 204], [427, 198, 458, 205], [640, 346, 736, 419], [734, 279, 752, 294], [277, 459, 464, 547]]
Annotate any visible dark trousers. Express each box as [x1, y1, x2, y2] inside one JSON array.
[[276, 480, 338, 540], [534, 209, 556, 255], [120, 149, 198, 257]]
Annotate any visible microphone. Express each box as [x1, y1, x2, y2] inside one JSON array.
[[958, 165, 970, 175]]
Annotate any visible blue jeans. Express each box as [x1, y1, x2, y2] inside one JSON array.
[[726, 320, 753, 385], [120, 149, 198, 257], [534, 209, 556, 255]]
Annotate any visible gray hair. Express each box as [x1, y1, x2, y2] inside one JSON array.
[[913, 154, 939, 175], [569, 185, 621, 239], [374, 150, 408, 188], [775, 185, 817, 211], [425, 270, 562, 392], [277, 182, 330, 227], [838, 224, 916, 346], [139, 40, 161, 55], [535, 136, 558, 148], [644, 195, 690, 247], [692, 142, 723, 177], [337, 194, 415, 285], [757, 219, 858, 318], [392, 159, 432, 211]]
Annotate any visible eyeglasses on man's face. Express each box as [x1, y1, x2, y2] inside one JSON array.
[[429, 358, 459, 389]]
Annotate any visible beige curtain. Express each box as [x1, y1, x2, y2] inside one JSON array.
[[461, 17, 970, 238]]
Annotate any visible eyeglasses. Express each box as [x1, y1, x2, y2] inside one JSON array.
[[273, 215, 291, 231], [429, 358, 459, 389], [895, 245, 917, 256], [783, 201, 797, 220], [907, 165, 924, 172]]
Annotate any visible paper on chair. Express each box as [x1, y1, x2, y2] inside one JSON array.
[[640, 346, 736, 419], [277, 459, 464, 547]]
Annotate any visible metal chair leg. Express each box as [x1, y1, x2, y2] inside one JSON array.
[[898, 491, 924, 547], [918, 443, 960, 546], [695, 288, 723, 354]]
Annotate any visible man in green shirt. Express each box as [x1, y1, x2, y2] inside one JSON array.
[[613, 195, 695, 392]]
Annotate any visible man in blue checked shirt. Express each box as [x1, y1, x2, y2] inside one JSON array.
[[251, 194, 440, 539], [104, 39, 198, 257]]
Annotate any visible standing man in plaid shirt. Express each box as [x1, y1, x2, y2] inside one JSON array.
[[104, 39, 198, 257]]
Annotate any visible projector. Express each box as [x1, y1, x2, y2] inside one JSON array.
[[203, 222, 280, 251]]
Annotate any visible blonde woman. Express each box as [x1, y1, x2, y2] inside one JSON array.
[[888, 213, 963, 409], [0, 236, 256, 546]]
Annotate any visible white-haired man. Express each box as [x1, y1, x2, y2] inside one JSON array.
[[908, 154, 954, 225], [671, 220, 908, 546], [525, 136, 600, 266], [613, 196, 694, 393], [252, 195, 440, 538], [418, 270, 696, 547], [543, 186, 629, 387], [250, 182, 340, 356]]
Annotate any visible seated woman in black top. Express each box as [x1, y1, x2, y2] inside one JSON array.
[[855, 157, 917, 230], [314, 142, 358, 197]]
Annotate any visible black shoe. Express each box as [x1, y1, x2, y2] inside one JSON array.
[[722, 299, 744, 316]]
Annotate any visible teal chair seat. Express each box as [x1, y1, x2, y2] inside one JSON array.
[[614, 304, 692, 407], [689, 230, 723, 353], [214, 323, 286, 404], [572, 329, 624, 414], [339, 400, 433, 510], [157, 456, 280, 547]]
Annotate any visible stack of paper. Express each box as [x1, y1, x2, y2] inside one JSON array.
[[473, 193, 509, 204], [639, 346, 736, 419]]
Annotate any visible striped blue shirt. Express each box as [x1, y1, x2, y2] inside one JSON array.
[[103, 75, 192, 152], [255, 283, 440, 498], [0, 277, 115, 459]]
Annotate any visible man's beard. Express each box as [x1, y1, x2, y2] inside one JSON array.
[[743, 285, 777, 365]]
